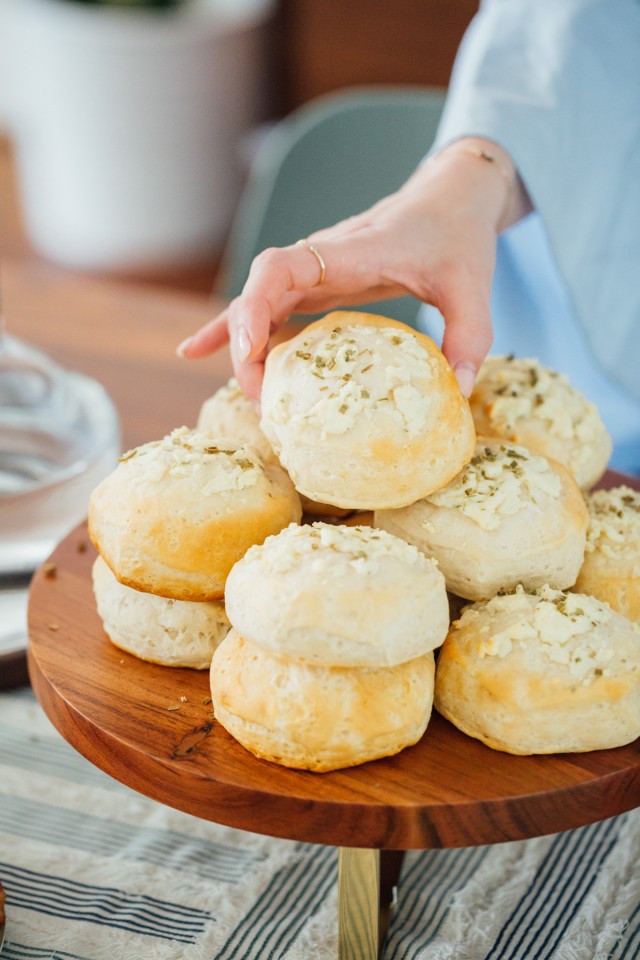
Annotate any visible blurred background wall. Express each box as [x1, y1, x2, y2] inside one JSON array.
[[0, 0, 478, 294], [276, 0, 478, 111]]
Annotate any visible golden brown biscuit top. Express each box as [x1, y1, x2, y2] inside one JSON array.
[[457, 584, 624, 684], [585, 486, 640, 566], [117, 427, 262, 495], [241, 520, 436, 577], [265, 322, 435, 437], [476, 356, 604, 472], [427, 441, 561, 530]]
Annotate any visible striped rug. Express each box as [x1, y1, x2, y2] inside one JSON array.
[[1, 688, 638, 960]]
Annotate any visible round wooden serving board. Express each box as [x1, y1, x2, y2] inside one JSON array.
[[28, 481, 640, 851]]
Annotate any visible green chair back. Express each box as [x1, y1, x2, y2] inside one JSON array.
[[217, 86, 446, 327]]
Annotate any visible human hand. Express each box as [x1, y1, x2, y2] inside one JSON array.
[[177, 137, 530, 403]]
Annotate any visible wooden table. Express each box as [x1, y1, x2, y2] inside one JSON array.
[[3, 258, 227, 452], [15, 259, 640, 957]]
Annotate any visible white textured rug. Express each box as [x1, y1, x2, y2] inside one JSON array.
[[0, 688, 638, 960]]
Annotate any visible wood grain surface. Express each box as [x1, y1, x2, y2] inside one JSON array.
[[12, 255, 640, 852], [3, 259, 228, 452], [28, 477, 640, 851]]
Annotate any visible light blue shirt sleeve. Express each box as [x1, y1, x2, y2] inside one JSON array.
[[433, 0, 640, 405]]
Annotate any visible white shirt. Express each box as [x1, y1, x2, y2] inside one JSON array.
[[424, 0, 640, 474], [418, 212, 640, 473]]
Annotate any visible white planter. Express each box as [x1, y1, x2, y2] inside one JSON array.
[[5, 0, 275, 270]]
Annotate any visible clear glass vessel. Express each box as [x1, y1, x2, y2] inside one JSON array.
[[0, 324, 121, 577]]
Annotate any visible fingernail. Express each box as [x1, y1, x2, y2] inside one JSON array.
[[454, 361, 476, 397], [237, 325, 251, 362], [176, 336, 193, 358]]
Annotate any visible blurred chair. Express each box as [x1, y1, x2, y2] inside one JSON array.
[[216, 86, 446, 326]]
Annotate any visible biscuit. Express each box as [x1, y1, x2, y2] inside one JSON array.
[[574, 485, 640, 622], [92, 556, 229, 668], [260, 311, 476, 509], [210, 629, 435, 771], [197, 378, 276, 465], [375, 440, 588, 600], [88, 427, 302, 601], [434, 585, 640, 754], [224, 521, 449, 666], [469, 355, 611, 489], [198, 378, 350, 518]]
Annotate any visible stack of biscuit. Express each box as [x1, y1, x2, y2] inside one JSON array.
[[86, 309, 640, 766], [254, 312, 639, 760], [210, 521, 450, 771], [89, 426, 301, 668]]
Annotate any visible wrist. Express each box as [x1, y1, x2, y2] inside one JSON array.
[[429, 137, 532, 232]]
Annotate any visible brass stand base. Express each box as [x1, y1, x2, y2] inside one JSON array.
[[338, 848, 405, 959]]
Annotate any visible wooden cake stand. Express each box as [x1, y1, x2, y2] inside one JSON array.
[[28, 500, 640, 958]]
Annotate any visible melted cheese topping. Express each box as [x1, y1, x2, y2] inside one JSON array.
[[478, 356, 605, 473], [268, 324, 434, 436], [244, 520, 435, 577], [585, 486, 640, 570], [464, 584, 614, 684], [427, 442, 561, 530], [119, 427, 261, 494]]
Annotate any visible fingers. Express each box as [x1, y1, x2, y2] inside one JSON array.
[[234, 358, 266, 406], [176, 214, 404, 378], [176, 183, 497, 409], [225, 237, 395, 400], [174, 238, 326, 363], [230, 337, 267, 406], [231, 241, 339, 361], [438, 270, 494, 397], [176, 310, 230, 359]]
